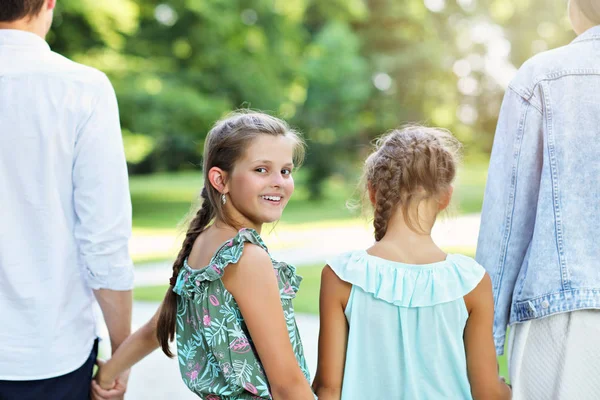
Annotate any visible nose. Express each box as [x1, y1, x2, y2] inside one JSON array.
[[272, 172, 285, 187]]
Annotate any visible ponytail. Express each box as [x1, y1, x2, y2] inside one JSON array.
[[156, 188, 215, 357]]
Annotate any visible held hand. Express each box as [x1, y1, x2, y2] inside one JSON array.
[[91, 359, 130, 400]]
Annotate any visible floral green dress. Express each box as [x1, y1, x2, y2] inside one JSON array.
[[172, 228, 311, 399]]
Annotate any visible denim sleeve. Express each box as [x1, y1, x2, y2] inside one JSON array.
[[72, 73, 134, 291], [475, 86, 543, 355]]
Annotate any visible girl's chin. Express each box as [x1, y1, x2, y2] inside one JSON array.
[[257, 211, 284, 224]]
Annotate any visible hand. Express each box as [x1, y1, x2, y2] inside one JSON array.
[[91, 359, 130, 400]]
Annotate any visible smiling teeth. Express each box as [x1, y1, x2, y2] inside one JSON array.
[[262, 195, 281, 201]]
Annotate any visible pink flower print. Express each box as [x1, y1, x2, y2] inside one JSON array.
[[206, 396, 221, 400], [244, 382, 258, 394], [185, 363, 200, 381], [229, 336, 251, 353], [211, 264, 223, 275], [221, 362, 232, 377], [226, 239, 234, 247], [209, 295, 220, 306], [203, 314, 211, 327], [283, 283, 295, 295]]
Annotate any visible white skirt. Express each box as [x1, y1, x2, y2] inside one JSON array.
[[507, 310, 600, 400]]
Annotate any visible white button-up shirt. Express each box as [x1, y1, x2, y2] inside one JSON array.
[[0, 30, 134, 380]]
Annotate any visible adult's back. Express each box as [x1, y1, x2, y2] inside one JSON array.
[[477, 1, 600, 397], [0, 1, 133, 398]]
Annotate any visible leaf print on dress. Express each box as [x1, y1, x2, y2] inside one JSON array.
[[255, 375, 272, 398], [206, 317, 228, 347], [176, 295, 188, 332], [233, 359, 254, 387], [244, 382, 258, 395], [229, 336, 251, 354], [219, 302, 242, 324], [283, 309, 298, 350], [178, 337, 198, 363]]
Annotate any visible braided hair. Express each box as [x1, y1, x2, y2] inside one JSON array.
[[364, 126, 461, 241]]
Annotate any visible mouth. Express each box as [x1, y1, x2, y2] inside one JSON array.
[[260, 195, 283, 204]]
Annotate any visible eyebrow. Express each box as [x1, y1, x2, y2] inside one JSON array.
[[251, 160, 294, 167]]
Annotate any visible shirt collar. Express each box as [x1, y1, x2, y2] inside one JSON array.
[[0, 29, 50, 51], [572, 24, 600, 44]]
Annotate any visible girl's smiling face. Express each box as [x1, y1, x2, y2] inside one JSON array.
[[222, 134, 296, 231]]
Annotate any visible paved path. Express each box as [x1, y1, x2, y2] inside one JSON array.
[[134, 213, 482, 287], [97, 303, 319, 399]]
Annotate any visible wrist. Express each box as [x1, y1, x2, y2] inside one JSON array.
[[98, 363, 117, 387]]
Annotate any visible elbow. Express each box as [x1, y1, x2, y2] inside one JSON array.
[[269, 375, 312, 400], [472, 382, 512, 400], [313, 386, 341, 400]]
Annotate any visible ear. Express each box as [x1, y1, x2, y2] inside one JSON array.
[[47, 0, 57, 10], [368, 182, 376, 206], [438, 185, 454, 211], [207, 167, 229, 194]]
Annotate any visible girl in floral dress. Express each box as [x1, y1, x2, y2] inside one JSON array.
[[92, 112, 315, 400]]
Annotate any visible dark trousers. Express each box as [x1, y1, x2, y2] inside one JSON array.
[[0, 339, 98, 400]]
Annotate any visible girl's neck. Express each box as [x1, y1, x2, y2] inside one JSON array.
[[213, 219, 263, 235], [370, 207, 446, 265]]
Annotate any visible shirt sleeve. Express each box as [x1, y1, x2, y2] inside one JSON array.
[[475, 86, 543, 355], [72, 73, 134, 291]]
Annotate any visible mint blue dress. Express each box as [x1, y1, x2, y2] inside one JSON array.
[[327, 250, 485, 399]]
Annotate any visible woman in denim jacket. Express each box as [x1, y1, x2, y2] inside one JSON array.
[[476, 1, 600, 398]]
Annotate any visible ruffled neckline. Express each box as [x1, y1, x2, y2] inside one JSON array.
[[173, 228, 302, 300], [328, 250, 485, 308]]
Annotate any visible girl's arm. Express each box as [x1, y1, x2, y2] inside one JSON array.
[[91, 306, 162, 399], [463, 273, 512, 400], [312, 265, 351, 400], [223, 244, 315, 400]]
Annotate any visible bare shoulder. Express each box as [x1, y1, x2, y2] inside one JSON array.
[[464, 272, 493, 314], [321, 265, 352, 308], [233, 243, 273, 274], [321, 265, 349, 288]]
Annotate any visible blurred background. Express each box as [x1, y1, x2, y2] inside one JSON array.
[[47, 0, 576, 396]]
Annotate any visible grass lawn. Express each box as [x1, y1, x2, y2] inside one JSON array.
[[129, 163, 487, 233], [134, 258, 509, 380]]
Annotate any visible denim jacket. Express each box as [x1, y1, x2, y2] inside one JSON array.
[[476, 25, 600, 355]]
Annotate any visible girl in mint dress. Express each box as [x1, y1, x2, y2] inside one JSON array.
[[92, 112, 315, 400], [312, 126, 512, 399]]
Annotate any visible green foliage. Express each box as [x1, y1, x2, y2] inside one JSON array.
[[48, 0, 575, 195]]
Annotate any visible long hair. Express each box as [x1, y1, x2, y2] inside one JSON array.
[[156, 111, 304, 357]]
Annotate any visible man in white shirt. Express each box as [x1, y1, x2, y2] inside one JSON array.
[[0, 1, 133, 398]]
